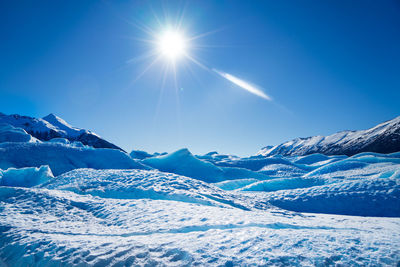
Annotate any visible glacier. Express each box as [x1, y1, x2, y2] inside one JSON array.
[[0, 117, 399, 266]]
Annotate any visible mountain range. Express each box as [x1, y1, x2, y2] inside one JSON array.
[[1, 112, 399, 157], [0, 112, 123, 151], [258, 116, 400, 156]]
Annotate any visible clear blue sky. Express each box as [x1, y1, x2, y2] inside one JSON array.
[[1, 0, 399, 156]]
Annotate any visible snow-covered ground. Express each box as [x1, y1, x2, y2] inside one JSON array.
[[0, 124, 399, 266]]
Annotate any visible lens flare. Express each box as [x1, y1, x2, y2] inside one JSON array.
[[213, 69, 272, 101]]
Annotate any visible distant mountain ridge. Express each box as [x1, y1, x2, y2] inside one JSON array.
[[258, 116, 400, 156], [0, 112, 123, 151]]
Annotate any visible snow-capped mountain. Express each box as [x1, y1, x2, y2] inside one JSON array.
[[0, 112, 123, 150], [258, 116, 400, 156]]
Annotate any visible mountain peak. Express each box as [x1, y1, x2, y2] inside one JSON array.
[[0, 112, 124, 151], [258, 116, 400, 156]]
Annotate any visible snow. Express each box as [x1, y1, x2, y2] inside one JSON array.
[[0, 142, 149, 176], [40, 169, 255, 210], [263, 177, 400, 217], [0, 166, 53, 187], [130, 149, 157, 160], [0, 113, 122, 150], [0, 175, 399, 265], [213, 178, 260, 190], [42, 113, 95, 138], [0, 131, 399, 265], [258, 116, 400, 156], [259, 163, 307, 177], [241, 177, 328, 192], [0, 123, 39, 143], [0, 113, 60, 136], [142, 148, 270, 183], [142, 148, 225, 182]]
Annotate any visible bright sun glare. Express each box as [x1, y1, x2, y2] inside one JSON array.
[[158, 30, 187, 60]]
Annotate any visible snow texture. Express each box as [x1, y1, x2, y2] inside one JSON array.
[[142, 148, 270, 183], [0, 114, 399, 266], [0, 142, 149, 176], [0, 123, 39, 143], [0, 166, 53, 187]]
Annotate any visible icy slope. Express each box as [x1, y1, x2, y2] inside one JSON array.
[[0, 113, 122, 150], [142, 148, 225, 183], [0, 184, 399, 266], [142, 148, 270, 183], [263, 177, 400, 217], [0, 123, 39, 143], [0, 129, 399, 265], [0, 166, 53, 187], [41, 169, 259, 210], [0, 142, 149, 176], [258, 116, 400, 156]]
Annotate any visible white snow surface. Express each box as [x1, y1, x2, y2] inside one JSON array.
[[0, 142, 149, 176], [142, 148, 269, 183], [0, 174, 399, 266], [0, 144, 399, 265], [0, 166, 53, 187], [0, 123, 39, 143]]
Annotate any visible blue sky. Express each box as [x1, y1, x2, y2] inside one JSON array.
[[0, 0, 399, 155]]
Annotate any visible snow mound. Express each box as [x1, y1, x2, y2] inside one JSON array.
[[259, 163, 307, 177], [293, 153, 331, 164], [130, 149, 156, 160], [293, 153, 347, 166], [242, 177, 328, 192], [351, 151, 400, 158], [41, 168, 258, 210], [305, 159, 369, 176], [0, 142, 149, 176], [213, 178, 259, 190], [0, 186, 399, 266], [265, 178, 400, 217], [0, 166, 53, 187], [0, 123, 38, 143], [142, 148, 225, 182], [352, 155, 400, 164], [304, 156, 400, 180], [142, 148, 270, 183], [212, 156, 313, 172], [377, 169, 400, 179]]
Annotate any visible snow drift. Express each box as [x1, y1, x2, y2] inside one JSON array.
[[265, 178, 400, 217], [0, 166, 53, 187], [142, 148, 270, 183], [0, 142, 149, 176]]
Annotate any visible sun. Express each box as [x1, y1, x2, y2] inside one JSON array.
[[157, 30, 187, 61]]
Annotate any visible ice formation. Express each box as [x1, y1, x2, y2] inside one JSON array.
[[0, 142, 149, 176], [0, 116, 399, 265], [0, 165, 53, 187]]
